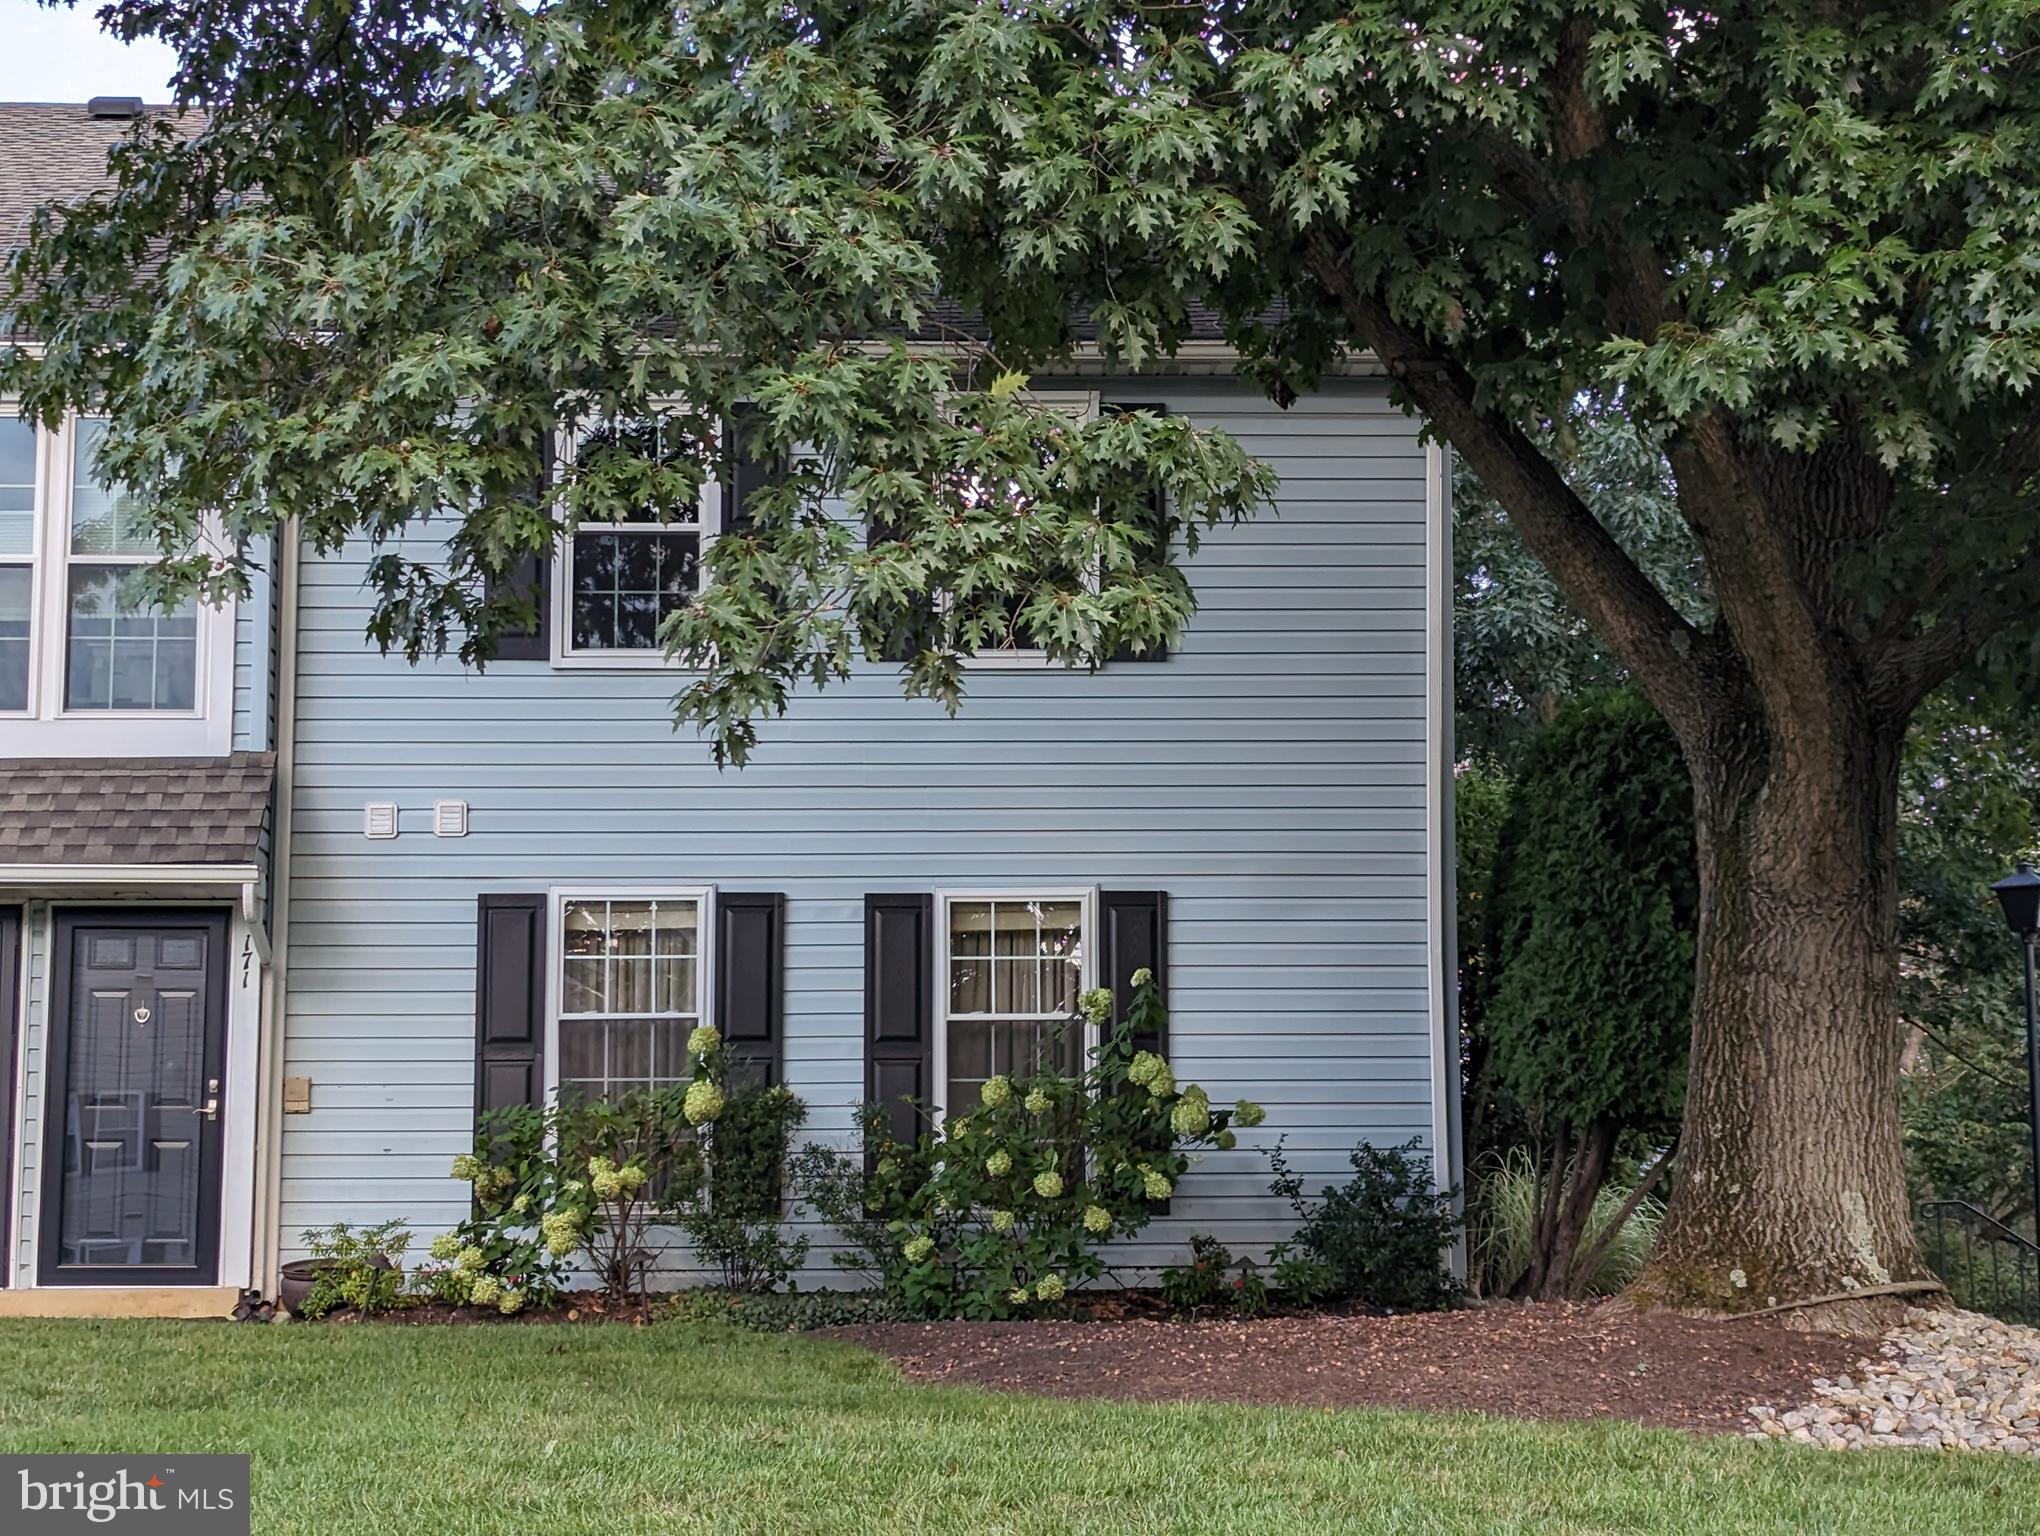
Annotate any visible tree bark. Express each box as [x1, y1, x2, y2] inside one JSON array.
[[1627, 706, 1932, 1319]]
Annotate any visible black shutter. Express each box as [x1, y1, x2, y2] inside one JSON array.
[[863, 893, 933, 1157], [716, 892, 785, 1087], [722, 407, 782, 537], [0, 906, 17, 1286], [1104, 402, 1170, 662], [475, 894, 547, 1123], [485, 434, 555, 661], [1100, 890, 1168, 1056]]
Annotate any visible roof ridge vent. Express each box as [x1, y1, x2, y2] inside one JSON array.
[[86, 96, 145, 119]]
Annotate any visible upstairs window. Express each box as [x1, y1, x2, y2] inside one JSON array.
[[64, 420, 198, 711], [0, 419, 32, 712], [554, 417, 721, 664], [0, 411, 229, 751]]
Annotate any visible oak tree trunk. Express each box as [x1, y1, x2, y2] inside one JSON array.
[[1628, 709, 1933, 1319]]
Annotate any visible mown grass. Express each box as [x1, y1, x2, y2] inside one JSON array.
[[0, 1318, 2032, 1534]]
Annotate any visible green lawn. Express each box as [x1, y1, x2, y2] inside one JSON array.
[[0, 1320, 2033, 1534]]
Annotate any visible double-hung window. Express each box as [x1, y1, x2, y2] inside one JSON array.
[[949, 391, 1099, 669], [553, 890, 711, 1101], [63, 419, 199, 711], [0, 416, 34, 712], [553, 418, 722, 664], [0, 410, 228, 753], [937, 891, 1094, 1117]]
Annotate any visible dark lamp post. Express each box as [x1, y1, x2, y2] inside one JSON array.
[[1989, 861, 2040, 1240]]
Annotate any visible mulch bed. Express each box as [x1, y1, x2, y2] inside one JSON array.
[[824, 1302, 1875, 1432]]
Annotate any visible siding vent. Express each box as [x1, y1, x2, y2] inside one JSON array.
[[362, 802, 399, 839], [432, 799, 470, 838]]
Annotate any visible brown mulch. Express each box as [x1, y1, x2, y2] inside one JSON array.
[[824, 1301, 1876, 1432]]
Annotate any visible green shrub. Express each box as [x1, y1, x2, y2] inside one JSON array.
[[1268, 1138, 1462, 1312], [799, 972, 1264, 1319], [1159, 1234, 1232, 1315], [431, 1026, 811, 1307], [1265, 1244, 1339, 1307], [298, 1220, 411, 1319], [668, 1054, 812, 1292], [1470, 1148, 1664, 1297], [414, 1102, 577, 1312], [665, 1287, 923, 1333]]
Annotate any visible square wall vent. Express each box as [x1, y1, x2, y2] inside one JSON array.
[[363, 803, 399, 839], [432, 800, 470, 838]]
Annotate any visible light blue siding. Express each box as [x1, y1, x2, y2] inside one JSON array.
[[233, 533, 276, 752], [277, 378, 1447, 1276]]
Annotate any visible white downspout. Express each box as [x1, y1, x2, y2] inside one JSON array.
[[250, 520, 301, 1298]]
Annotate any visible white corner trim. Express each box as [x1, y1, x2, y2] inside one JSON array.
[[1423, 438, 1464, 1272]]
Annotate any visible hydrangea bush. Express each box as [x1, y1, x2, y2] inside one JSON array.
[[424, 1025, 809, 1306], [802, 972, 1264, 1319]]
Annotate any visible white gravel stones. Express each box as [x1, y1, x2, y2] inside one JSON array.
[[1747, 1307, 2040, 1454]]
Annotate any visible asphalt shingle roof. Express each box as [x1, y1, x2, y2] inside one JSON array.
[[0, 752, 274, 866], [0, 102, 180, 252]]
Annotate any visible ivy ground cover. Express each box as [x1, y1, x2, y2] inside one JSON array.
[[0, 1320, 2034, 1533]]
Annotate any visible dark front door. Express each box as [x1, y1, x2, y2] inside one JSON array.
[[40, 911, 228, 1286]]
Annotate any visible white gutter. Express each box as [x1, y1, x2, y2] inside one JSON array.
[[0, 863, 261, 887]]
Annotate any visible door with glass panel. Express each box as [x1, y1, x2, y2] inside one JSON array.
[[39, 912, 228, 1286]]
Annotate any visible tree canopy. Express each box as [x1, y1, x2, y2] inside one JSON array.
[[13, 0, 2040, 1310]]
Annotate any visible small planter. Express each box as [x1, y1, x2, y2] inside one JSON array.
[[278, 1254, 396, 1317]]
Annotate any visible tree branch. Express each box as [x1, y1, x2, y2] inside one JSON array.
[[1303, 232, 1735, 742], [1874, 543, 2040, 720]]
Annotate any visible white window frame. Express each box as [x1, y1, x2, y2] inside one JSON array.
[[931, 886, 1097, 1124], [0, 406, 235, 757], [543, 884, 718, 1104], [950, 389, 1102, 672], [548, 416, 724, 670]]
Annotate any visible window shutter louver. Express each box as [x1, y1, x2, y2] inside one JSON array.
[[1104, 403, 1171, 663], [1100, 890, 1168, 1056], [863, 893, 933, 1159], [484, 435, 555, 661], [716, 892, 786, 1087], [1101, 889, 1169, 1210], [474, 895, 547, 1124]]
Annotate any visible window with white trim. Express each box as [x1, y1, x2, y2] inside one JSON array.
[[947, 391, 1098, 667], [553, 418, 721, 662], [555, 893, 707, 1100], [940, 893, 1092, 1115], [0, 410, 228, 746], [0, 416, 33, 712], [63, 419, 198, 711]]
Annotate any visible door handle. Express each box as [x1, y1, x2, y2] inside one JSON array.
[[192, 1079, 220, 1121]]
